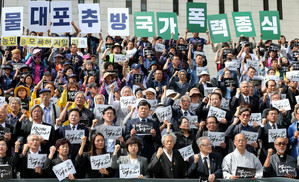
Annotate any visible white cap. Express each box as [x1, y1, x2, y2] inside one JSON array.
[[166, 89, 177, 97], [142, 88, 156, 97], [199, 71, 209, 77]]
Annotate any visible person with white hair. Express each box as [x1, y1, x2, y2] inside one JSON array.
[[148, 132, 186, 178], [169, 69, 191, 96]]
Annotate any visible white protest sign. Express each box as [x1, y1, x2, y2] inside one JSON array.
[[30, 123, 51, 140], [208, 131, 225, 146], [207, 106, 226, 121], [193, 51, 205, 59], [65, 130, 85, 144], [94, 104, 113, 120], [221, 99, 230, 110], [204, 87, 218, 97], [225, 61, 238, 71], [241, 130, 258, 144], [196, 67, 209, 76], [268, 129, 287, 143], [90, 154, 111, 170], [2, 7, 23, 36], [155, 43, 165, 52], [146, 99, 158, 110], [247, 60, 259, 71], [178, 145, 194, 161], [51, 1, 72, 33], [27, 154, 47, 169], [28, 1, 49, 33], [108, 8, 129, 36], [0, 97, 6, 108], [126, 49, 136, 59], [155, 106, 172, 123], [102, 126, 122, 140], [119, 164, 140, 178], [78, 4, 101, 33], [296, 96, 299, 104], [52, 159, 76, 181], [271, 99, 291, 111], [232, 59, 241, 68], [185, 116, 198, 129], [172, 99, 180, 108], [120, 96, 136, 109], [71, 37, 87, 48], [105, 82, 118, 94], [114, 54, 126, 63], [189, 103, 199, 114], [248, 113, 261, 126], [265, 75, 279, 83], [286, 71, 299, 82]]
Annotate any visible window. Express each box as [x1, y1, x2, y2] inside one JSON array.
[[93, 0, 99, 3], [263, 0, 269, 11], [233, 0, 239, 12], [126, 0, 132, 14], [141, 0, 147, 11], [173, 0, 179, 15], [219, 0, 225, 14], [78, 0, 84, 3], [277, 0, 283, 19]]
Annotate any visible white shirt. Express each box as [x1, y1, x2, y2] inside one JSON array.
[[200, 152, 210, 174], [163, 148, 173, 162], [70, 124, 78, 130]]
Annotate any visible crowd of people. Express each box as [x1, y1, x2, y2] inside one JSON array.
[[0, 25, 298, 181]]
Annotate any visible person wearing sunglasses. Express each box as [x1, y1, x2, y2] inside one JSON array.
[[225, 107, 258, 155], [263, 137, 298, 178]]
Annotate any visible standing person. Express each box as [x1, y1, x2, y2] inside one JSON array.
[[148, 132, 186, 178]]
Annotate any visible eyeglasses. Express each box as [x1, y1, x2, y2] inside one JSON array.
[[201, 143, 212, 147], [207, 122, 216, 125], [236, 139, 246, 143], [275, 142, 286, 146], [241, 114, 250, 118]]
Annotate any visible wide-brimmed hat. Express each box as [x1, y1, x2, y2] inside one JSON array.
[[166, 89, 178, 97], [189, 87, 203, 97], [199, 71, 209, 77], [112, 43, 122, 51], [14, 85, 30, 98], [2, 64, 13, 70], [142, 88, 156, 97], [102, 72, 115, 79]]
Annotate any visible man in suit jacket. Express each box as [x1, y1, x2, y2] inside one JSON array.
[[259, 80, 277, 112], [230, 81, 259, 113], [194, 71, 212, 96], [55, 108, 89, 160], [168, 95, 196, 131], [258, 107, 288, 164], [125, 100, 161, 161], [0, 106, 16, 150], [196, 92, 232, 131], [13, 105, 55, 154], [188, 137, 222, 181]]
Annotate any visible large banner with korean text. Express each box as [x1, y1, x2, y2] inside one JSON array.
[[28, 1, 49, 33], [259, 11, 281, 40], [51, 1, 72, 33], [108, 8, 129, 36], [156, 12, 178, 40], [78, 4, 101, 33], [232, 12, 256, 37], [1, 7, 23, 36], [186, 2, 207, 33], [134, 12, 155, 37], [207, 14, 231, 43]]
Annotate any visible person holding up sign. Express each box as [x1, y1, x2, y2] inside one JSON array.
[[43, 138, 75, 180], [14, 134, 46, 178], [226, 108, 258, 155], [0, 138, 12, 166], [148, 132, 186, 178], [76, 133, 114, 178], [264, 137, 298, 178], [222, 133, 263, 179], [287, 106, 299, 160], [111, 137, 149, 178]]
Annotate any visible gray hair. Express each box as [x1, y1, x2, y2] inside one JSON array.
[[270, 91, 280, 98], [120, 86, 132, 96], [93, 94, 105, 104], [180, 95, 191, 103], [240, 81, 249, 87], [30, 104, 44, 117], [196, 137, 210, 146], [178, 69, 187, 75], [161, 132, 177, 145], [9, 97, 21, 105], [74, 91, 85, 99], [27, 134, 41, 143]]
